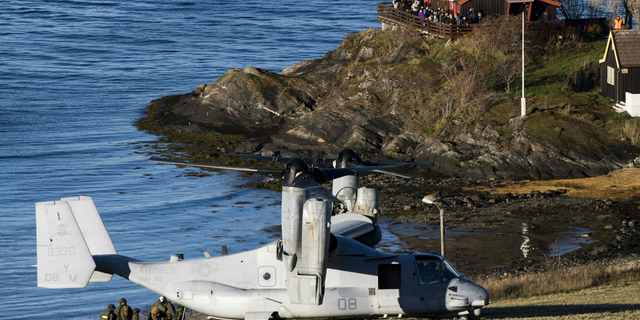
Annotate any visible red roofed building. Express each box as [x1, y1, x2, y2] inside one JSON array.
[[600, 30, 640, 115]]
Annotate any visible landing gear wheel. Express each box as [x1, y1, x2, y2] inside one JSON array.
[[457, 316, 469, 320]]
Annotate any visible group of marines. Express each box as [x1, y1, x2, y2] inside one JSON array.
[[100, 296, 186, 320]]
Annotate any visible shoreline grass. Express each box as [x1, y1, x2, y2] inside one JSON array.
[[466, 167, 640, 199], [483, 280, 640, 319], [472, 258, 640, 302]]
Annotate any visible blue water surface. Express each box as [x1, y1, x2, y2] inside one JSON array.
[[0, 1, 377, 318]]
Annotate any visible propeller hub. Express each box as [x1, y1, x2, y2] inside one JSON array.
[[284, 158, 310, 186], [336, 148, 361, 168]]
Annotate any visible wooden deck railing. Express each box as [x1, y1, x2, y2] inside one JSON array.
[[377, 2, 569, 39], [377, 2, 474, 39]]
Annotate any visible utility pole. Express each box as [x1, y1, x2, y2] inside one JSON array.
[[521, 12, 526, 117]]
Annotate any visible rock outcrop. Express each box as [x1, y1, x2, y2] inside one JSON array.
[[139, 29, 639, 180]]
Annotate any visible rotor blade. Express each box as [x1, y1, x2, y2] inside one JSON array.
[[315, 164, 411, 182], [207, 152, 294, 164], [344, 161, 419, 178], [369, 169, 419, 179], [148, 157, 284, 177], [209, 152, 336, 168], [290, 173, 340, 202], [352, 160, 429, 167]]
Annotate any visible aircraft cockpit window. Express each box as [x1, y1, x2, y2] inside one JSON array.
[[442, 260, 460, 279], [415, 261, 441, 284], [415, 259, 459, 285]]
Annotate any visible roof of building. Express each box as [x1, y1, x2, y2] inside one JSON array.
[[537, 0, 562, 6], [603, 30, 640, 68], [458, 0, 560, 5]]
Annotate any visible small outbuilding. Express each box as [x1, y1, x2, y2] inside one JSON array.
[[600, 29, 640, 116]]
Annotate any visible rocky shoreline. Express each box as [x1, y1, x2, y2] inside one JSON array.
[[358, 173, 640, 275], [136, 27, 640, 276], [138, 28, 639, 181], [137, 131, 640, 276]]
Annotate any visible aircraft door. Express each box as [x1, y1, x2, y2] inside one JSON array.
[[377, 264, 402, 313]]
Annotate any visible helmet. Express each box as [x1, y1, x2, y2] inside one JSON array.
[[159, 296, 166, 302], [120, 298, 127, 304], [108, 304, 116, 311], [133, 308, 140, 314]]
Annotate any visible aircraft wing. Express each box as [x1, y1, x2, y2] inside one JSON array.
[[330, 213, 376, 239]]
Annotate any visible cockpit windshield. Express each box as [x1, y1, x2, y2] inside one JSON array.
[[415, 255, 460, 285]]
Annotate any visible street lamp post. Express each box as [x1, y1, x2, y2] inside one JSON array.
[[422, 195, 445, 256]]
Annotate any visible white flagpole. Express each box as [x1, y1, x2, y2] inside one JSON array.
[[521, 12, 526, 117]]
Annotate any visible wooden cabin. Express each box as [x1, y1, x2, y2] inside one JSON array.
[[600, 30, 640, 114], [425, 0, 559, 20]]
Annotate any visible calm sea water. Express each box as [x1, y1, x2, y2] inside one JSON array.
[[0, 1, 378, 319]]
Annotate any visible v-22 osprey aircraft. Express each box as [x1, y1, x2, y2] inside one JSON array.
[[35, 149, 490, 320]]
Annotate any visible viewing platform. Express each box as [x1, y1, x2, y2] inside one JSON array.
[[377, 2, 474, 39], [376, 2, 604, 40]]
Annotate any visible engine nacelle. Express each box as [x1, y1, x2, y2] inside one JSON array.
[[353, 187, 379, 223], [332, 175, 359, 212], [287, 198, 332, 305], [281, 186, 309, 272]]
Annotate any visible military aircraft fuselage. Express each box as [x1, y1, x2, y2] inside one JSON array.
[[120, 236, 487, 319]]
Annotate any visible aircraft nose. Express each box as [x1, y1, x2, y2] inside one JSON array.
[[471, 284, 490, 307]]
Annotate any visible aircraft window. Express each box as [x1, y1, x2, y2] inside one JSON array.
[[415, 261, 442, 285], [442, 260, 460, 279], [415, 260, 460, 285]]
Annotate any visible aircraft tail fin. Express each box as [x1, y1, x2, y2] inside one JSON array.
[[36, 200, 96, 288], [61, 195, 116, 282]]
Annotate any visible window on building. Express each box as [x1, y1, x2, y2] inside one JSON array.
[[607, 66, 615, 85]]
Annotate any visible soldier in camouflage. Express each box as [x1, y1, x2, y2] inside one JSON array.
[[99, 304, 117, 320], [150, 296, 175, 320], [132, 308, 140, 320], [116, 298, 133, 320], [175, 305, 185, 320]]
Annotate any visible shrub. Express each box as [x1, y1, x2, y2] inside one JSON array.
[[567, 60, 600, 92]]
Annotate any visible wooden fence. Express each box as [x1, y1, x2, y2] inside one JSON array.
[[377, 2, 474, 39], [377, 2, 570, 39]]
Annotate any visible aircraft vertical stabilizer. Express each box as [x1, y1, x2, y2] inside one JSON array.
[[62, 195, 116, 282], [36, 200, 96, 288]]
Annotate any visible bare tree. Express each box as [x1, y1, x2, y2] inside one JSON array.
[[439, 58, 490, 119], [495, 54, 521, 93], [587, 0, 608, 18], [559, 0, 608, 19], [608, 0, 639, 27], [473, 16, 522, 93], [560, 0, 589, 18]]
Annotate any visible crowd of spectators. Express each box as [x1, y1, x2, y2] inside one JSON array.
[[392, 0, 484, 25]]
